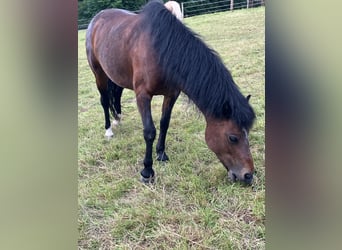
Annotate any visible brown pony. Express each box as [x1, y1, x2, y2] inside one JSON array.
[[86, 0, 256, 184]]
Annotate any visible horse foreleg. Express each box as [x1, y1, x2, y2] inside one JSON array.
[[136, 93, 156, 183], [156, 91, 180, 161]]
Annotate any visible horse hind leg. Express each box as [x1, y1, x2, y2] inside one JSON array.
[[108, 79, 123, 126], [93, 70, 115, 138], [87, 51, 118, 138], [99, 82, 114, 138]]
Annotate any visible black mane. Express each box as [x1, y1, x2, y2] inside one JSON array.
[[140, 0, 255, 130]]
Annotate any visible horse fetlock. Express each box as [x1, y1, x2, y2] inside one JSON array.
[[112, 119, 120, 126], [140, 175, 155, 184], [112, 113, 121, 125], [156, 151, 169, 161], [140, 167, 155, 183]]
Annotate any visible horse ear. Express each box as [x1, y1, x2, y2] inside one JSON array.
[[246, 95, 251, 102]]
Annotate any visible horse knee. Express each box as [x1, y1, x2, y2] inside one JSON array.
[[143, 127, 156, 142]]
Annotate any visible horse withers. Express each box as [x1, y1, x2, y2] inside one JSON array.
[[85, 0, 256, 185]]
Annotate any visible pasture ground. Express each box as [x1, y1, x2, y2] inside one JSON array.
[[78, 7, 265, 249]]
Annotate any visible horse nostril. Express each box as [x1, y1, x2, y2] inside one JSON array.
[[244, 173, 253, 180]]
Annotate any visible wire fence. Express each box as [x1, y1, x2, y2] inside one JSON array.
[[183, 0, 265, 17], [78, 0, 265, 30]]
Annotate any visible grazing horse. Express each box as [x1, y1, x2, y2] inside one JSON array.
[[164, 1, 183, 21], [86, 0, 256, 184]]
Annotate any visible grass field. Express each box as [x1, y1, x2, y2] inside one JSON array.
[[78, 7, 265, 249]]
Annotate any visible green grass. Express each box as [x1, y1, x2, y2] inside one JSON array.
[[79, 7, 265, 249]]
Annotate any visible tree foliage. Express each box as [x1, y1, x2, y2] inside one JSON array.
[[78, 0, 121, 20], [78, 0, 146, 21]]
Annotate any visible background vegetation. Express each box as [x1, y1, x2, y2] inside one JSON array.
[[78, 0, 264, 28], [78, 7, 265, 249]]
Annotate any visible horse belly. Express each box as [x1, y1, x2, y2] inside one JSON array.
[[104, 54, 134, 90]]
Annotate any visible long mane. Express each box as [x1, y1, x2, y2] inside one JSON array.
[[140, 0, 255, 130]]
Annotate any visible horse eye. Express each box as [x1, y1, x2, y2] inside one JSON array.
[[228, 135, 239, 144]]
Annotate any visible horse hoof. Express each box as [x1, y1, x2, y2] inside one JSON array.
[[105, 127, 114, 137], [113, 114, 122, 126], [156, 152, 169, 162], [112, 119, 120, 126], [140, 175, 155, 184]]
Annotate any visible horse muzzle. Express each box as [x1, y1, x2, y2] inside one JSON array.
[[228, 170, 254, 185]]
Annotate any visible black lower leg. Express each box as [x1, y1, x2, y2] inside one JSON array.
[[107, 80, 122, 121], [141, 125, 156, 179], [156, 93, 179, 161], [156, 114, 170, 161], [113, 85, 123, 116], [136, 94, 156, 182], [100, 92, 111, 130]]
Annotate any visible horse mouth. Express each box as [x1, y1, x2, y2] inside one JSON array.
[[228, 170, 253, 185], [228, 171, 238, 182]]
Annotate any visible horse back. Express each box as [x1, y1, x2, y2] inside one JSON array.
[[86, 9, 168, 95]]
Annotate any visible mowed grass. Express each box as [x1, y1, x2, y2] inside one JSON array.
[[78, 7, 265, 249]]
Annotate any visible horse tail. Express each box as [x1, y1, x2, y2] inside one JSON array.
[[107, 79, 123, 120]]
